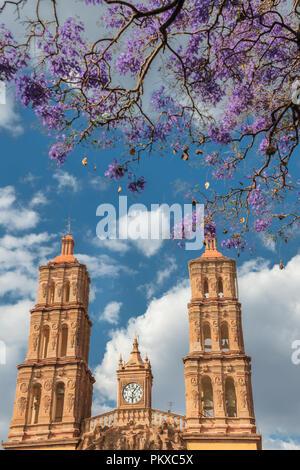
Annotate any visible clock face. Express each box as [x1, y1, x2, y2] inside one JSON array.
[[122, 382, 143, 404]]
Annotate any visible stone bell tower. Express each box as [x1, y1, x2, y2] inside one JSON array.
[[3, 234, 95, 450], [117, 335, 153, 410], [183, 233, 262, 450]]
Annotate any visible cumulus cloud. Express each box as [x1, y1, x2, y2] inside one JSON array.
[[0, 186, 39, 231], [92, 254, 300, 449], [89, 175, 110, 192], [77, 253, 135, 279], [53, 170, 80, 193], [99, 301, 123, 325], [0, 89, 23, 137], [30, 191, 48, 207]]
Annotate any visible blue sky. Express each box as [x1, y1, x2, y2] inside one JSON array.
[[0, 46, 300, 451]]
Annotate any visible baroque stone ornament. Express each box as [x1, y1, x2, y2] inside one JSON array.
[[43, 396, 51, 414], [20, 383, 28, 393], [44, 380, 52, 392], [17, 397, 26, 415], [79, 421, 186, 451]]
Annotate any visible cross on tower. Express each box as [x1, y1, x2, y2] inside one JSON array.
[[65, 217, 76, 235]]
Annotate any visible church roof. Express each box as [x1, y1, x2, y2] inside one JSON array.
[[125, 334, 146, 368], [52, 234, 78, 264]]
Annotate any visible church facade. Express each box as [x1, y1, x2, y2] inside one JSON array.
[[2, 233, 262, 450]]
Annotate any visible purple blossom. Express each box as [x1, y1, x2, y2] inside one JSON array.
[[254, 218, 272, 232], [15, 74, 49, 108], [127, 177, 146, 193], [105, 159, 126, 180]]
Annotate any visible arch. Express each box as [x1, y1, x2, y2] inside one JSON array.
[[41, 326, 50, 359], [59, 325, 68, 357], [54, 382, 65, 422], [220, 322, 229, 351], [28, 383, 41, 425], [63, 281, 70, 303], [49, 281, 55, 304], [217, 278, 224, 298], [203, 278, 209, 298], [225, 377, 237, 417], [203, 323, 212, 351], [201, 376, 214, 417]]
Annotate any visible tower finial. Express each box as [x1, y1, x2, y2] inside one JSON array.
[[132, 332, 139, 351], [119, 353, 123, 368], [52, 234, 76, 264], [125, 334, 144, 366], [201, 232, 223, 258]]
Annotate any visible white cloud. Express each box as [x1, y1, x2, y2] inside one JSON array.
[[93, 254, 300, 449], [93, 237, 130, 254], [0, 89, 23, 137], [0, 186, 39, 231], [0, 299, 34, 445], [99, 301, 123, 325], [20, 173, 41, 186], [77, 253, 135, 279], [30, 191, 48, 207], [89, 175, 110, 192], [53, 170, 80, 193]]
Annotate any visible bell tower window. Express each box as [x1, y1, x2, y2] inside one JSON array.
[[203, 323, 212, 351], [221, 322, 229, 351], [201, 376, 214, 417], [49, 282, 55, 304], [203, 279, 209, 298], [63, 281, 70, 303], [218, 278, 224, 298], [59, 325, 68, 357], [41, 326, 50, 359], [225, 378, 237, 417], [54, 382, 65, 422], [28, 384, 41, 425]]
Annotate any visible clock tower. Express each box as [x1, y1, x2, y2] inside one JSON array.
[[117, 335, 152, 410]]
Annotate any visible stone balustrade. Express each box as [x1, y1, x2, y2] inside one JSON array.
[[83, 408, 186, 433]]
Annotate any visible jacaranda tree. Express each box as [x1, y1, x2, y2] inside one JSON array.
[[0, 0, 299, 253]]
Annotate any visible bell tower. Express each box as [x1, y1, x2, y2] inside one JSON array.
[[117, 335, 153, 410], [183, 233, 262, 450], [3, 234, 95, 450]]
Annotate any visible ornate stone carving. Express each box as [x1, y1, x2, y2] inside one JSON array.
[[216, 389, 224, 408], [57, 284, 63, 297], [43, 395, 51, 414], [17, 397, 26, 415], [20, 383, 28, 393], [67, 379, 75, 390], [72, 282, 77, 297], [32, 334, 39, 351], [44, 380, 52, 392], [79, 421, 185, 451], [42, 283, 47, 298], [67, 393, 75, 412], [57, 368, 65, 377]]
